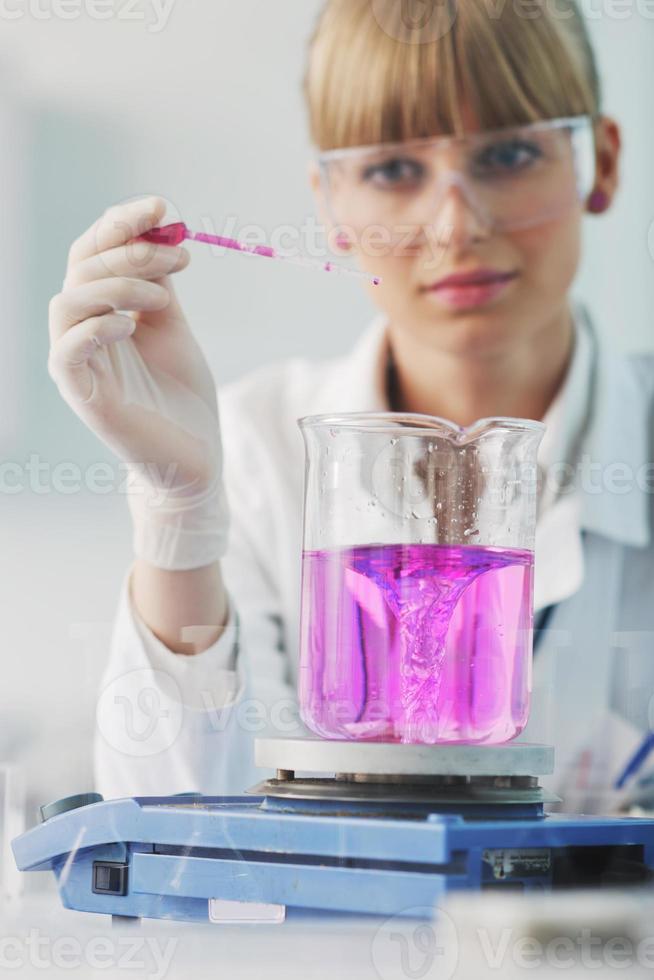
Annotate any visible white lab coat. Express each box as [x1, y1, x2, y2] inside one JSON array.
[[95, 309, 654, 813]]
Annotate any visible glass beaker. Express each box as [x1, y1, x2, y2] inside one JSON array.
[[298, 413, 545, 745]]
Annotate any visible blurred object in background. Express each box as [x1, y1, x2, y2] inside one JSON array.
[[0, 86, 27, 450], [0, 765, 25, 900]]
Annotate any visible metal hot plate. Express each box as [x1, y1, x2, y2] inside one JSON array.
[[255, 737, 555, 778]]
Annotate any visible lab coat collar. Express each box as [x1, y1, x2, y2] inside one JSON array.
[[531, 308, 593, 609], [536, 306, 592, 515]]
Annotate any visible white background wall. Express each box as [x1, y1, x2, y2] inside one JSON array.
[[0, 0, 652, 813]]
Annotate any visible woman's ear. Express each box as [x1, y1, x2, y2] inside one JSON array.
[[587, 116, 621, 215], [308, 162, 352, 252]]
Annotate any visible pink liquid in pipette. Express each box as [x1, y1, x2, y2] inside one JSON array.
[[140, 223, 381, 285], [299, 543, 534, 744]]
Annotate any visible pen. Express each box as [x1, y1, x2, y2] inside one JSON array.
[[614, 731, 654, 790]]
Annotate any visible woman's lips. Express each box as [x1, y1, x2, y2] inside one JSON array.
[[422, 268, 519, 310]]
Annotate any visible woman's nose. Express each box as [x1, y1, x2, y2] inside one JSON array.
[[427, 177, 491, 248]]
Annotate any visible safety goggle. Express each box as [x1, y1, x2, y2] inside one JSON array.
[[317, 116, 596, 245]]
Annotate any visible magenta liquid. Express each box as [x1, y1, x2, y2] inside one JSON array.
[[299, 543, 534, 744]]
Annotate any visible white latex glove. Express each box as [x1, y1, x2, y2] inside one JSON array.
[[48, 196, 229, 570]]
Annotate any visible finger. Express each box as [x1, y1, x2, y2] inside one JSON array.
[[134, 273, 188, 331], [67, 196, 167, 270], [49, 278, 169, 343], [65, 242, 190, 289], [48, 313, 135, 404]]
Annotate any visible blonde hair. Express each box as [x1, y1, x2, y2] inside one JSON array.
[[305, 0, 600, 150]]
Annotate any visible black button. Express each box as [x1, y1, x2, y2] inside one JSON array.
[[92, 862, 128, 896]]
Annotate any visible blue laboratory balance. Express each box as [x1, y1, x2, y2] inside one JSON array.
[[12, 738, 654, 923]]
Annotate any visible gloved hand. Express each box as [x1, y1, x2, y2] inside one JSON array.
[[48, 196, 229, 570]]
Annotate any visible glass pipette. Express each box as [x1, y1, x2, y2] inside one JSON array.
[[139, 222, 381, 286]]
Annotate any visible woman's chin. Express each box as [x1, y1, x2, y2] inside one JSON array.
[[405, 305, 524, 357]]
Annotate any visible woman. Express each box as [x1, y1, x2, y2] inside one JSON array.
[[48, 0, 653, 812]]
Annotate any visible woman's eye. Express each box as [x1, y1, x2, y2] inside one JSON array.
[[472, 139, 543, 177], [361, 157, 425, 188]]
